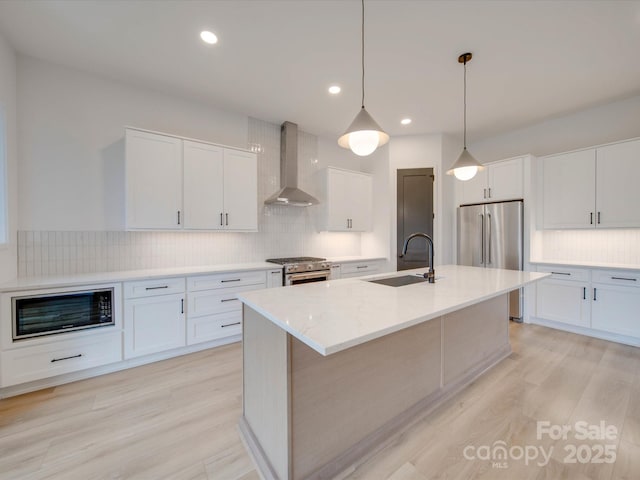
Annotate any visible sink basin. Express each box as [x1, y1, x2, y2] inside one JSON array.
[[367, 275, 429, 287]]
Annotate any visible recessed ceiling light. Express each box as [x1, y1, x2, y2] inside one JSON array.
[[200, 31, 218, 45], [328, 85, 341, 95], [401, 118, 412, 125]]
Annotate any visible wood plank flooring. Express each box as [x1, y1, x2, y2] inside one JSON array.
[[1, 323, 639, 479]]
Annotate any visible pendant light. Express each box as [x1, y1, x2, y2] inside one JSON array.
[[447, 52, 484, 181], [338, 0, 389, 156]]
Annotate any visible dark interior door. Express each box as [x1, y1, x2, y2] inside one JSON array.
[[397, 168, 434, 271]]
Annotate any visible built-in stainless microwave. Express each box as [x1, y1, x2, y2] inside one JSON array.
[[12, 288, 115, 340]]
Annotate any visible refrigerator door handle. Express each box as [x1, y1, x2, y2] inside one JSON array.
[[479, 213, 484, 265], [487, 213, 492, 265]]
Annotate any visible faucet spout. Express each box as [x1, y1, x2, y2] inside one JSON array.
[[400, 233, 436, 283]]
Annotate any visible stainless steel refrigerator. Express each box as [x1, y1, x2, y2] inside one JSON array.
[[457, 200, 524, 321]]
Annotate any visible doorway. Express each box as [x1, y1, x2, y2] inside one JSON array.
[[397, 168, 434, 271]]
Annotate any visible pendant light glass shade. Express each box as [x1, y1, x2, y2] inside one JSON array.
[[338, 0, 388, 157], [338, 107, 390, 156], [447, 52, 484, 181]]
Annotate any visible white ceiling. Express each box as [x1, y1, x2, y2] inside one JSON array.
[[0, 0, 639, 143]]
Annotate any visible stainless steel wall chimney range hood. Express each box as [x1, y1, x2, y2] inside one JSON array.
[[264, 121, 319, 207]]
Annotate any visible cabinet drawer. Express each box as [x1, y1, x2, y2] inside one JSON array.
[[0, 331, 122, 387], [187, 271, 266, 291], [188, 284, 261, 317], [340, 261, 381, 276], [536, 265, 590, 282], [124, 277, 185, 298], [592, 269, 640, 287], [186, 311, 242, 345]]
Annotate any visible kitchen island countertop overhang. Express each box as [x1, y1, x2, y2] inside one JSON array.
[[238, 264, 549, 356]]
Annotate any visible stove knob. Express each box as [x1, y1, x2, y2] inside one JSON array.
[[286, 266, 292, 273], [307, 265, 312, 270]]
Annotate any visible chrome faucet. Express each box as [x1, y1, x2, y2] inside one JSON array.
[[400, 233, 435, 283]]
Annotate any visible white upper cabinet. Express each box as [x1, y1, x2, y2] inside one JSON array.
[[595, 139, 640, 228], [126, 129, 183, 229], [323, 167, 372, 232], [222, 149, 258, 231], [460, 157, 523, 205], [183, 141, 224, 229], [125, 128, 257, 231], [542, 138, 640, 229], [542, 149, 596, 229]]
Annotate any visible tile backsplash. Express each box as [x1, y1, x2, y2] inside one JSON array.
[[17, 118, 362, 277], [539, 229, 640, 265]]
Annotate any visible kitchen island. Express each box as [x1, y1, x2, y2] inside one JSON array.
[[237, 265, 548, 480]]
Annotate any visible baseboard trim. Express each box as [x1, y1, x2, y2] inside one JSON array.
[[530, 317, 640, 347]]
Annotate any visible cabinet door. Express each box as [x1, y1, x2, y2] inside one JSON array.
[[267, 270, 283, 288], [536, 278, 590, 327], [596, 139, 640, 228], [326, 169, 351, 231], [126, 129, 183, 229], [349, 172, 373, 231], [488, 158, 523, 202], [223, 149, 258, 230], [183, 141, 224, 230], [591, 284, 640, 338], [542, 150, 596, 229], [459, 168, 488, 205], [124, 293, 185, 359]]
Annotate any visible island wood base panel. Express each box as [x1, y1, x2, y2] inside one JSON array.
[[240, 294, 510, 480]]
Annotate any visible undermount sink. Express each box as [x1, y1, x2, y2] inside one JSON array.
[[367, 275, 430, 287]]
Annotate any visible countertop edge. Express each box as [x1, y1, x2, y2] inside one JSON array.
[[529, 260, 640, 271], [0, 262, 283, 292]]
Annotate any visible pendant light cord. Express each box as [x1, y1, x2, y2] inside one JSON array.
[[463, 58, 467, 149], [361, 0, 365, 108]]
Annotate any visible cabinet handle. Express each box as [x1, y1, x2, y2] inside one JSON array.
[[146, 285, 169, 290], [483, 188, 487, 199], [590, 212, 593, 225], [551, 272, 571, 276], [181, 298, 184, 314], [177, 211, 181, 225], [225, 213, 229, 226], [583, 287, 586, 300], [221, 322, 241, 328], [357, 265, 368, 269], [51, 354, 82, 363], [221, 278, 241, 283], [611, 277, 637, 282], [346, 218, 350, 229], [221, 298, 238, 303], [597, 211, 601, 224], [220, 213, 224, 226], [488, 187, 491, 198], [593, 288, 597, 301]]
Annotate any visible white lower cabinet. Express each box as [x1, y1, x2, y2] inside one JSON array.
[[334, 260, 383, 279], [124, 278, 186, 359], [186, 271, 266, 346], [1, 331, 122, 387], [534, 265, 640, 343]]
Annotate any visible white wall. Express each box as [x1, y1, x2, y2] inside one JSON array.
[[17, 56, 248, 231], [0, 33, 17, 282], [469, 94, 640, 162]]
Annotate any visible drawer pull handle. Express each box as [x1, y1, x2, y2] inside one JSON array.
[[146, 285, 169, 290], [551, 272, 571, 276], [221, 298, 237, 303], [51, 354, 82, 363], [221, 279, 241, 283], [357, 266, 368, 269], [221, 322, 241, 328], [611, 277, 637, 282], [593, 288, 597, 301], [181, 298, 184, 314], [583, 287, 586, 300]]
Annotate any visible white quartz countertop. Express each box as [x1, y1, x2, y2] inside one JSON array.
[[0, 262, 282, 292], [326, 256, 387, 263], [238, 265, 548, 356], [530, 260, 640, 271]]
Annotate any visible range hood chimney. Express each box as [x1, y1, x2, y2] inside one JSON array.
[[264, 121, 319, 207]]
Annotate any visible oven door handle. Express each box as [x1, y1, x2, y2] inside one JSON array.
[[287, 271, 330, 283]]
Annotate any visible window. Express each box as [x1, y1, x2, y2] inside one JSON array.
[[0, 108, 7, 245]]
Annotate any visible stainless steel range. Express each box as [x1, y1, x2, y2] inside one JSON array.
[[266, 257, 332, 286]]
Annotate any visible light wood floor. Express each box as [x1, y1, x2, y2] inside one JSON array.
[[1, 323, 639, 480]]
